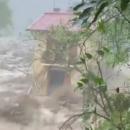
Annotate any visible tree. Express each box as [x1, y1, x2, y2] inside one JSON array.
[[60, 1, 130, 130], [73, 0, 130, 66], [73, 0, 130, 27], [43, 26, 81, 67], [0, 0, 12, 31]]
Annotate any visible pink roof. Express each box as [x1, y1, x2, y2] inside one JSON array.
[[27, 11, 73, 31]]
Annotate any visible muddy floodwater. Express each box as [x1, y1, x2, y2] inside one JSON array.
[[0, 37, 82, 130], [1, 36, 130, 130]]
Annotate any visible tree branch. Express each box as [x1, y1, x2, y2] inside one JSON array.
[[116, 7, 130, 24], [59, 113, 83, 130]]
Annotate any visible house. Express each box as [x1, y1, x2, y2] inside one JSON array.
[[27, 9, 73, 32], [27, 9, 79, 96]]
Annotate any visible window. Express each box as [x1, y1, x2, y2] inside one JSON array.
[[48, 67, 66, 94]]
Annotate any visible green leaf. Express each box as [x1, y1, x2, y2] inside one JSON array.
[[74, 11, 81, 15], [98, 20, 106, 33], [81, 77, 89, 84], [103, 47, 110, 53], [73, 2, 85, 10], [92, 1, 108, 23], [121, 0, 130, 11], [95, 77, 104, 85], [77, 81, 84, 89], [80, 57, 86, 63], [94, 77, 107, 92], [90, 0, 96, 4], [97, 50, 105, 56], [79, 7, 93, 18], [85, 53, 93, 59]]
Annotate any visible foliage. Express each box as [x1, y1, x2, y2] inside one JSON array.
[[73, 0, 130, 65], [97, 97, 130, 130], [66, 0, 130, 130], [49, 26, 80, 47], [76, 44, 130, 130], [0, 0, 12, 30], [43, 26, 81, 66], [74, 0, 130, 27]]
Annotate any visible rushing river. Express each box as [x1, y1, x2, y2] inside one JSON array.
[[0, 37, 82, 130], [0, 36, 130, 130]]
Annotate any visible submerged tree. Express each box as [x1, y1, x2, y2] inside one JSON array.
[[0, 0, 12, 31]]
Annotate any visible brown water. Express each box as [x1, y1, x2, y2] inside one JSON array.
[[0, 37, 82, 130], [0, 37, 130, 130]]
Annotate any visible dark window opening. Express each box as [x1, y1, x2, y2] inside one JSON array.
[[48, 68, 66, 94]]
